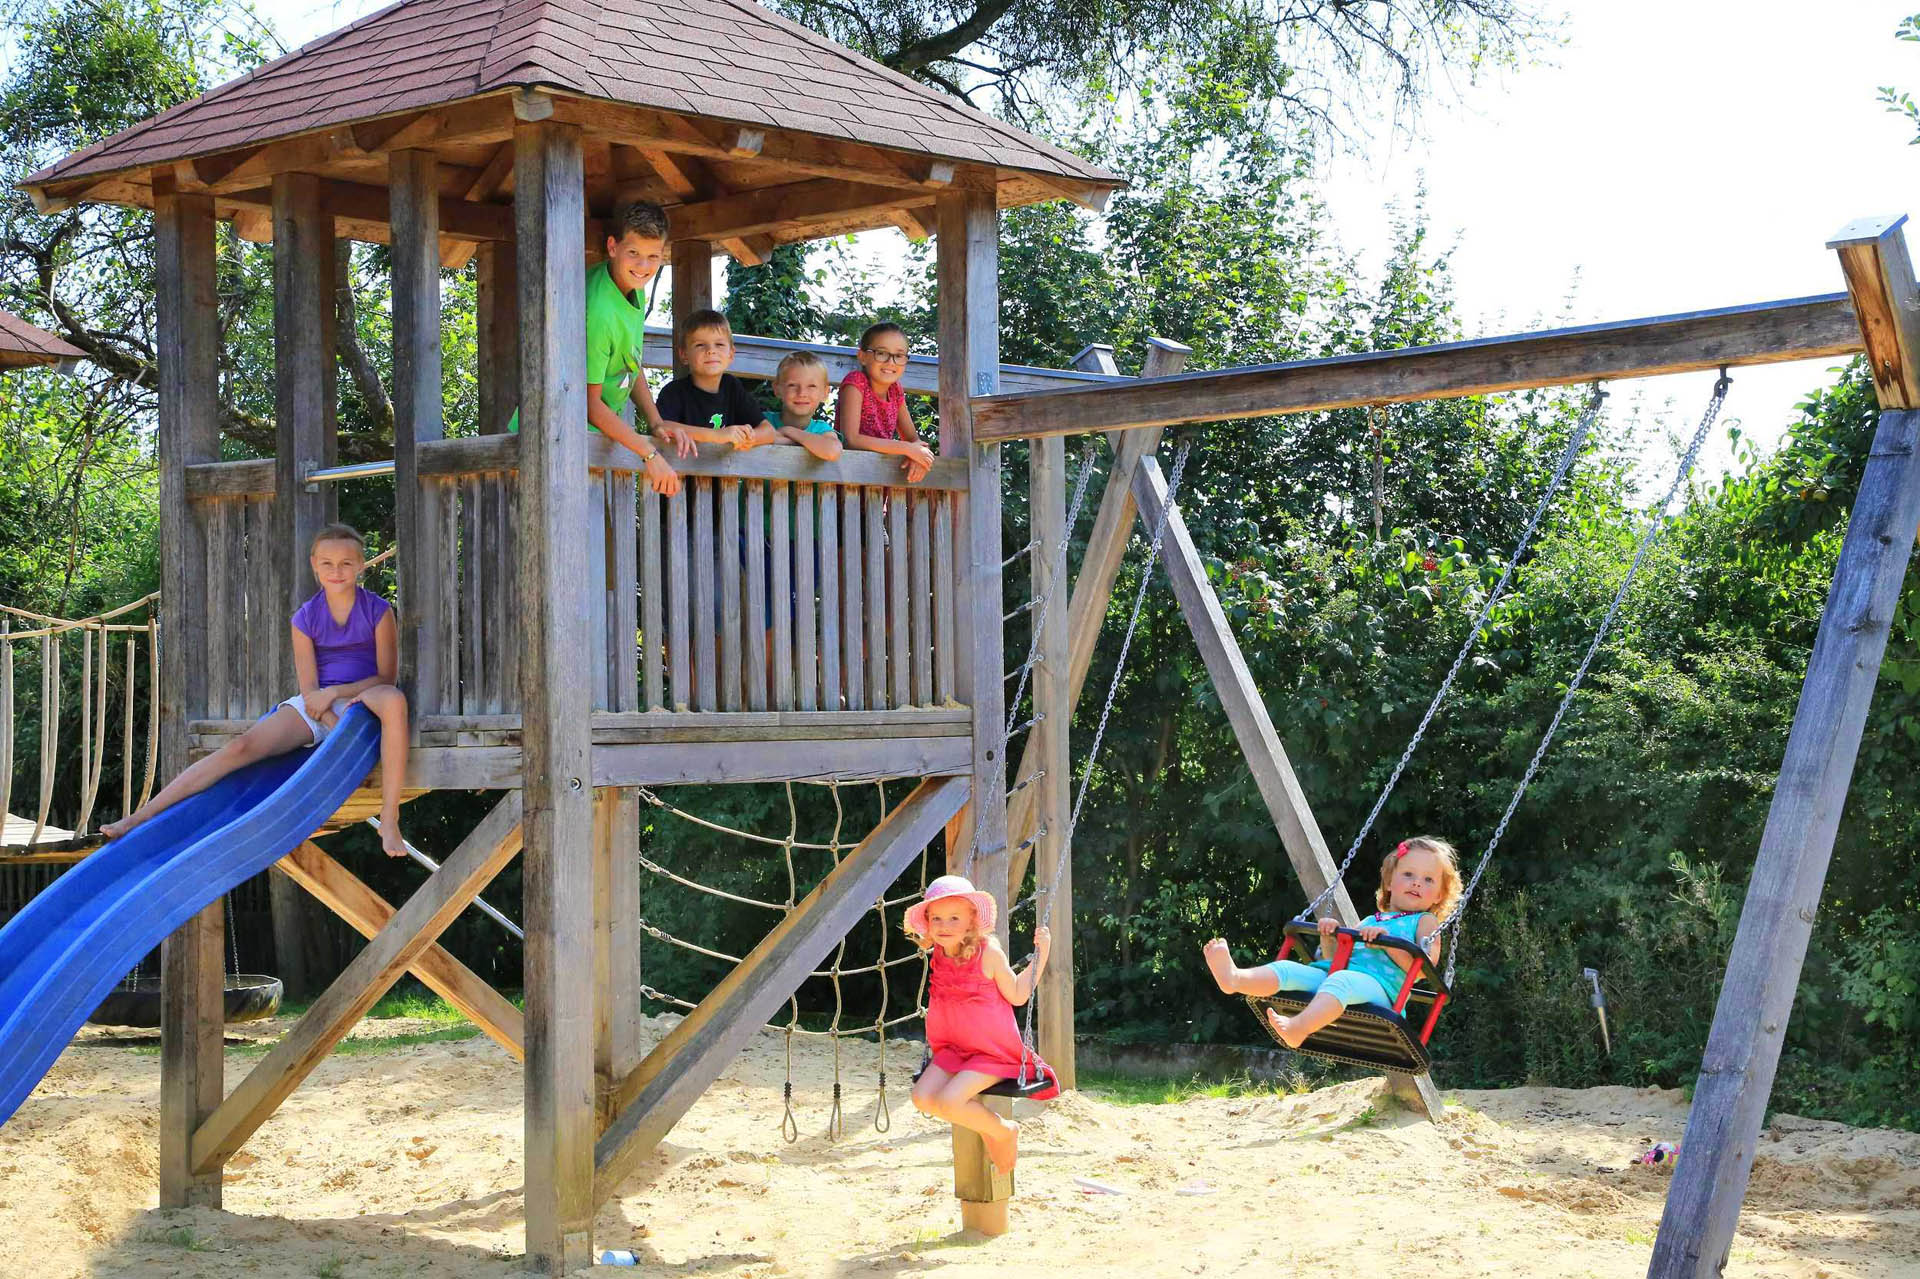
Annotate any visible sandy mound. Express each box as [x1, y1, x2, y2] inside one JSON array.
[[4, 1015, 1917, 1278]]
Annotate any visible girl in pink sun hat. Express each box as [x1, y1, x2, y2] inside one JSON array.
[[904, 874, 1057, 1171]]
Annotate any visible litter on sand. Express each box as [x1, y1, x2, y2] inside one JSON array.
[[1074, 1176, 1126, 1195]]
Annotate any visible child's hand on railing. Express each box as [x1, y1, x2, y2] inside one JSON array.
[[717, 423, 754, 450], [656, 424, 697, 458], [643, 451, 682, 496], [902, 441, 935, 483]]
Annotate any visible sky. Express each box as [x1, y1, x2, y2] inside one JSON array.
[[256, 0, 1920, 479]]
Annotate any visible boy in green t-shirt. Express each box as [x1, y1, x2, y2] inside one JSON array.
[[514, 202, 753, 495]]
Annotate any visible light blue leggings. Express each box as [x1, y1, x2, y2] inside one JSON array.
[[1266, 960, 1392, 1009]]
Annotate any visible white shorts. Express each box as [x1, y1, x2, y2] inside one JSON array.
[[280, 693, 352, 745]]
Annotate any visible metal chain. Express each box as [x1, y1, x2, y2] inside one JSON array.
[[1004, 437, 1103, 740], [1302, 384, 1609, 921], [1444, 372, 1731, 984]]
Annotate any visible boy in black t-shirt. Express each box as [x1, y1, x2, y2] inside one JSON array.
[[654, 310, 779, 453]]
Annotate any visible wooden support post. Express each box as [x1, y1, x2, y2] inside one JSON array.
[[515, 114, 597, 1277], [936, 190, 1009, 938], [1131, 454, 1445, 1118], [392, 148, 447, 717], [593, 786, 643, 1128], [269, 170, 338, 1002], [1648, 219, 1920, 1279], [191, 796, 524, 1171], [671, 239, 714, 378], [1030, 429, 1073, 1086], [594, 776, 969, 1201], [1008, 338, 1191, 891], [476, 241, 520, 435], [275, 840, 525, 1060], [152, 173, 224, 1209], [953, 1095, 1015, 1235]]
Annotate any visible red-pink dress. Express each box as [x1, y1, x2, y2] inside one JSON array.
[[926, 944, 1059, 1098]]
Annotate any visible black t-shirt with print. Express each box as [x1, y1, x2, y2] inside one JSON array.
[[655, 373, 766, 430]]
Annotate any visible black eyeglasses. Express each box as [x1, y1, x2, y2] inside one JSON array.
[[861, 348, 910, 364]]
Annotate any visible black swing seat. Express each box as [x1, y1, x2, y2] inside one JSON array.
[[1245, 921, 1451, 1075], [912, 1061, 1060, 1101]]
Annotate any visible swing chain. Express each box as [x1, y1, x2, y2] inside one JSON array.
[[1301, 383, 1609, 923], [1444, 371, 1730, 984]]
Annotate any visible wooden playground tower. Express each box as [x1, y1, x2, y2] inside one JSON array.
[[18, 2, 1920, 1275]]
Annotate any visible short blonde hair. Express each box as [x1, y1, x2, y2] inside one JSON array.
[[1378, 835, 1463, 923], [309, 523, 366, 556], [774, 351, 830, 384]]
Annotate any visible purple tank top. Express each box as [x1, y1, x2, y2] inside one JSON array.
[[291, 587, 390, 688]]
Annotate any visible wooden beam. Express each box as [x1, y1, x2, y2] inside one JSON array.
[[594, 776, 969, 1199], [717, 234, 773, 266], [671, 238, 714, 379], [390, 150, 448, 717], [1008, 339, 1190, 891], [592, 788, 644, 1128], [669, 179, 934, 244], [515, 116, 597, 1277], [1648, 227, 1920, 1278], [152, 174, 223, 1210], [189, 795, 525, 1172], [272, 172, 336, 703], [465, 143, 515, 202], [1030, 428, 1074, 1086], [936, 189, 1010, 939], [970, 294, 1865, 443], [221, 179, 515, 243], [475, 242, 519, 436], [1828, 215, 1920, 408], [274, 840, 524, 1059]]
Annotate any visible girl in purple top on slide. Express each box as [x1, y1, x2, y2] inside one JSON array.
[[103, 524, 411, 856]]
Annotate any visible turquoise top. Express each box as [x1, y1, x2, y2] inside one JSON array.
[[1314, 911, 1430, 996]]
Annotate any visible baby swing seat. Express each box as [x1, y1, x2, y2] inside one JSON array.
[[1245, 920, 1450, 1075]]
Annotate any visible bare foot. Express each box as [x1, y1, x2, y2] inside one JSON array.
[[1203, 938, 1239, 993], [983, 1119, 1019, 1173], [1266, 1007, 1309, 1050], [101, 811, 149, 841], [381, 820, 406, 858]]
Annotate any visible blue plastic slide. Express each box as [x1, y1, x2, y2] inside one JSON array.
[[0, 706, 381, 1126]]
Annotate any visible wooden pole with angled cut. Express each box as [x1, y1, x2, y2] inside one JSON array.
[[268, 169, 337, 1001], [935, 188, 1009, 932], [515, 105, 597, 1277], [152, 171, 224, 1209], [392, 148, 447, 718], [1649, 215, 1920, 1279]]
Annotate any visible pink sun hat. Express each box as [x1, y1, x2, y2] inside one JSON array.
[[904, 875, 998, 937]]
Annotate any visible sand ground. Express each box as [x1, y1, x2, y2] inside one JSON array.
[[3, 1012, 1916, 1278]]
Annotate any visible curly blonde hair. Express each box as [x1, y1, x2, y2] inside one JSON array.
[[1377, 835, 1463, 924], [902, 899, 985, 962]]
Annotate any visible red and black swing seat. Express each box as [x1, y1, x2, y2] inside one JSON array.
[[1245, 920, 1451, 1075], [912, 1061, 1060, 1101]]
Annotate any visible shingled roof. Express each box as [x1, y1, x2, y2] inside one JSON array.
[[0, 310, 87, 369], [28, 0, 1117, 194]]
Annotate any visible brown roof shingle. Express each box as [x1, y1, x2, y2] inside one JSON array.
[[29, 0, 1116, 190], [0, 310, 87, 368]]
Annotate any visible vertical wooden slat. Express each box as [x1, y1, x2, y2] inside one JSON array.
[[476, 242, 520, 435], [1031, 432, 1075, 1087], [502, 471, 521, 715], [462, 475, 483, 713], [910, 493, 932, 707], [592, 787, 643, 1128], [121, 633, 135, 819], [794, 483, 816, 711], [887, 489, 910, 710], [840, 485, 864, 712], [31, 635, 56, 847], [76, 626, 107, 835], [514, 113, 595, 1276], [439, 477, 461, 713], [936, 189, 1009, 934], [769, 482, 793, 710], [933, 492, 956, 705], [154, 174, 223, 1210], [817, 485, 840, 711], [692, 478, 718, 711], [719, 478, 743, 711], [204, 502, 230, 718], [272, 170, 336, 713], [640, 482, 665, 710], [587, 472, 611, 711], [0, 623, 12, 832], [745, 480, 769, 712], [391, 147, 445, 719], [864, 487, 887, 709], [610, 469, 639, 714], [248, 497, 275, 716], [477, 477, 503, 714], [667, 487, 690, 710]]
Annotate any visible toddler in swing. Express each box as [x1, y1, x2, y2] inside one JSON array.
[[102, 524, 410, 856], [906, 875, 1057, 1171], [1202, 836, 1461, 1047]]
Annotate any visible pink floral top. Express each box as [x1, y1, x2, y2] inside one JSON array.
[[841, 369, 906, 441]]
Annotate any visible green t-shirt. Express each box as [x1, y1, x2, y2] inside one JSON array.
[[506, 260, 648, 432]]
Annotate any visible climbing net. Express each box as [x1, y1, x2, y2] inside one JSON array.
[[629, 778, 933, 1141]]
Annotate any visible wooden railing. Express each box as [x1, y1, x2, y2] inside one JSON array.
[[184, 434, 970, 728]]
